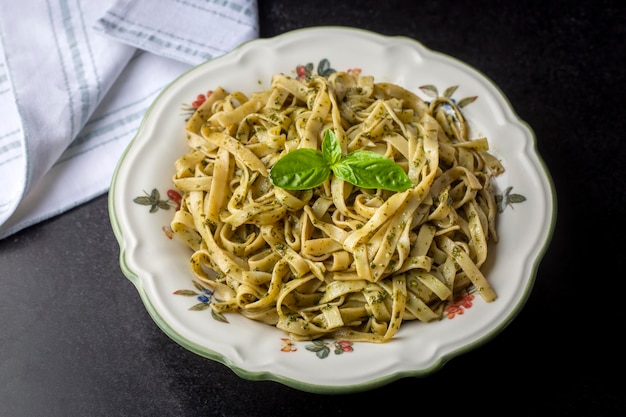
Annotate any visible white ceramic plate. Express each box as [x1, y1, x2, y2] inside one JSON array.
[[109, 26, 556, 394]]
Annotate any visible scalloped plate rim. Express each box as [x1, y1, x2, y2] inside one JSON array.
[[108, 26, 557, 394]]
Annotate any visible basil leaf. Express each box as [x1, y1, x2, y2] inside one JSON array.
[[269, 148, 330, 190], [269, 129, 413, 192], [322, 129, 341, 165], [332, 150, 413, 192]]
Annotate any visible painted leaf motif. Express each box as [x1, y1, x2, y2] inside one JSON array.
[[508, 193, 527, 204], [443, 85, 458, 98], [150, 188, 160, 201], [211, 310, 229, 323], [133, 196, 153, 205], [457, 96, 478, 107], [317, 58, 335, 77], [190, 303, 211, 311], [419, 84, 438, 98], [173, 290, 199, 296]]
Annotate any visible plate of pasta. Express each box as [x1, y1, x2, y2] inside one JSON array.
[[109, 26, 555, 393]]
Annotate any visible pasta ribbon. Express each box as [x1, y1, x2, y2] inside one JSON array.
[[170, 71, 504, 342]]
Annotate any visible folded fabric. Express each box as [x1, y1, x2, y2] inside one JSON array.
[[96, 0, 258, 66], [0, 0, 258, 240]]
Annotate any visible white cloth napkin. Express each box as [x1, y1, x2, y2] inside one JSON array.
[[0, 0, 258, 240]]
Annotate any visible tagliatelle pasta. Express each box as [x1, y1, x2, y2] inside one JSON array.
[[170, 70, 504, 343]]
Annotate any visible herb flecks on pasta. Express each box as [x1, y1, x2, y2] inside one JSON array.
[[170, 71, 504, 343]]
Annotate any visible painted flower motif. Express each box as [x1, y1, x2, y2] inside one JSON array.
[[295, 64, 308, 80], [167, 189, 182, 210], [444, 293, 475, 319], [182, 90, 214, 119], [280, 338, 297, 352], [191, 93, 207, 108], [162, 226, 174, 239], [335, 340, 353, 353]]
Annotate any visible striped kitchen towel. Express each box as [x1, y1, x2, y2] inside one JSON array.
[[0, 0, 258, 240]]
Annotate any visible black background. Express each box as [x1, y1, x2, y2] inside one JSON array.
[[1, 1, 625, 416]]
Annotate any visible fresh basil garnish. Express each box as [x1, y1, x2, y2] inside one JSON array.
[[269, 130, 413, 192]]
